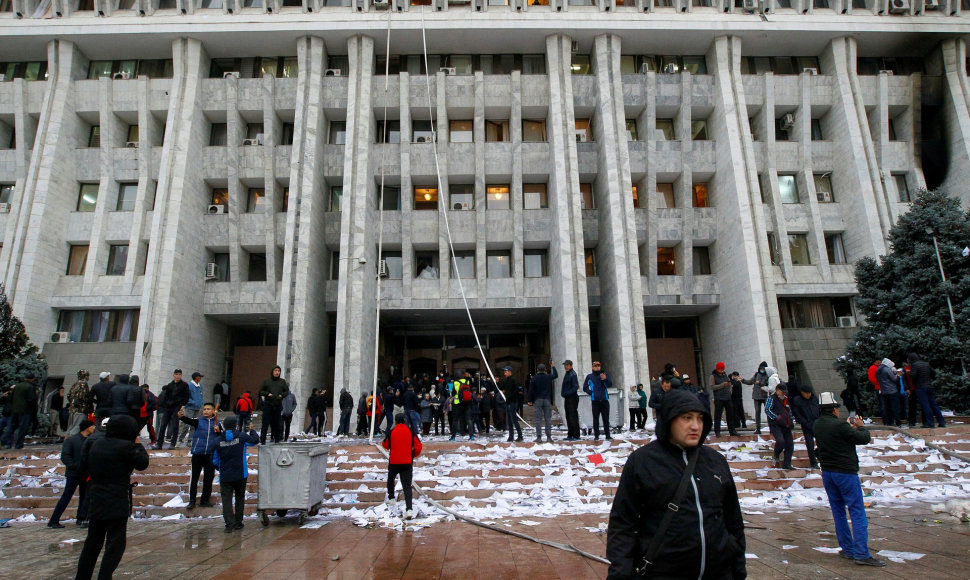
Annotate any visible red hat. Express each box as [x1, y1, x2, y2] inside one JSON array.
[[715, 362, 726, 371]]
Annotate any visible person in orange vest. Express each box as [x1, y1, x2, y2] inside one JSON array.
[[381, 413, 423, 519]]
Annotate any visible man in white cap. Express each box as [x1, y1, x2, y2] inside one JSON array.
[[814, 391, 885, 567], [91, 372, 115, 413]]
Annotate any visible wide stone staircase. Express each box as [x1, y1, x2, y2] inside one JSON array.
[[2, 424, 968, 522]]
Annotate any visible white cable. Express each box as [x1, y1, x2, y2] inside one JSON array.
[[418, 8, 531, 429]]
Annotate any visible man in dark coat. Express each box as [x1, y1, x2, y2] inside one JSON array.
[[560, 360, 581, 441], [8, 374, 38, 449], [791, 384, 821, 470], [528, 362, 558, 443], [48, 419, 95, 528], [155, 369, 190, 450], [75, 414, 150, 580], [500, 366, 523, 442], [906, 353, 947, 428], [258, 365, 289, 444], [90, 372, 115, 413], [583, 361, 613, 441], [607, 389, 746, 579], [108, 373, 134, 418]]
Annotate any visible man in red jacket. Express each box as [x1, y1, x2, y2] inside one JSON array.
[[381, 412, 422, 519]]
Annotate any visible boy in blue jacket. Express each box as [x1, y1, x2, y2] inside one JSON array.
[[177, 402, 221, 509], [213, 415, 259, 532]]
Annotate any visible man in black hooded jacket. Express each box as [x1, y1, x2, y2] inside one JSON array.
[[607, 389, 746, 579]]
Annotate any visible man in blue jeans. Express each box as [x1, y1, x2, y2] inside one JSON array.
[[814, 391, 885, 567]]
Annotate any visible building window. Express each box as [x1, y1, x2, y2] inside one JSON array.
[[571, 54, 592, 75], [450, 120, 473, 143], [414, 187, 438, 210], [0, 184, 13, 204], [280, 187, 289, 213], [66, 245, 89, 276], [77, 183, 99, 212], [522, 120, 546, 142], [656, 119, 675, 140], [415, 251, 439, 279], [413, 120, 435, 143], [657, 183, 675, 208], [626, 120, 639, 141], [524, 249, 548, 278], [788, 234, 812, 265], [327, 56, 349, 76], [116, 183, 137, 211], [212, 253, 230, 282], [575, 119, 592, 142], [209, 123, 228, 146], [692, 183, 709, 208], [452, 251, 475, 279], [487, 185, 510, 210], [380, 186, 401, 210], [380, 252, 403, 279], [245, 123, 264, 142], [691, 120, 709, 141], [778, 297, 854, 329], [767, 233, 781, 266], [486, 250, 512, 278], [450, 184, 474, 210], [247, 188, 266, 213], [778, 175, 799, 204], [775, 117, 791, 141], [329, 186, 342, 212], [657, 247, 677, 276], [88, 126, 101, 148], [632, 186, 640, 209], [329, 121, 346, 145], [814, 173, 834, 203], [811, 119, 824, 141], [584, 249, 596, 276], [825, 233, 846, 265], [580, 183, 595, 209], [281, 123, 295, 146], [330, 251, 340, 280], [106, 244, 128, 276], [377, 120, 401, 143], [486, 120, 510, 142], [256, 57, 299, 79], [126, 125, 139, 143], [248, 253, 267, 282], [692, 247, 712, 275], [523, 184, 547, 209], [56, 309, 140, 343], [894, 173, 910, 202], [211, 187, 229, 210], [0, 61, 49, 81]]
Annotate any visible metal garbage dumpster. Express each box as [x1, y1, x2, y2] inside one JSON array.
[[257, 441, 329, 526]]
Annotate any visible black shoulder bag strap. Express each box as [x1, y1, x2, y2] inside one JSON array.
[[637, 448, 701, 574]]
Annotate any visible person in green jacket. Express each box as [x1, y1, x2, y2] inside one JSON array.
[[258, 365, 289, 444], [814, 391, 885, 567]]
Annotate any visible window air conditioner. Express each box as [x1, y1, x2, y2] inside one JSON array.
[[325, 69, 342, 76], [780, 112, 795, 131], [0, 202, 10, 213], [207, 204, 227, 214], [126, 141, 139, 148], [837, 316, 856, 328], [223, 71, 240, 79], [802, 67, 819, 75], [888, 0, 909, 12], [639, 63, 652, 74], [923, 0, 940, 8], [242, 138, 260, 146], [440, 67, 457, 75], [0, 74, 6, 82], [377, 259, 389, 278], [205, 262, 219, 280], [574, 129, 589, 142], [113, 72, 131, 80], [662, 63, 678, 74], [816, 190, 832, 203], [51, 332, 71, 343], [374, 0, 390, 9]]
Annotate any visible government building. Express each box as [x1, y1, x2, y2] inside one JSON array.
[[1, 0, 968, 423]]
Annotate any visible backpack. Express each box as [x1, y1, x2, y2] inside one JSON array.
[[461, 385, 472, 403]]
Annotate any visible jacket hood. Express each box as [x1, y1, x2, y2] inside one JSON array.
[[242, 392, 252, 399], [765, 366, 778, 377], [106, 414, 139, 441], [882, 358, 895, 368], [656, 389, 712, 445], [116, 374, 130, 386]]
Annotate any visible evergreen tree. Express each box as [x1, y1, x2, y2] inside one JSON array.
[[835, 189, 970, 414], [0, 284, 37, 360]]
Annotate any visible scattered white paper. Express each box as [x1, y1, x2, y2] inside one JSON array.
[[813, 547, 841, 554], [745, 553, 758, 559]]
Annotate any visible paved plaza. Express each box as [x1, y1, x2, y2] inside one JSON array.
[[2, 502, 968, 579]]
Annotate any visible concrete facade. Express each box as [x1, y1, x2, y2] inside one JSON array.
[[2, 5, 968, 425]]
